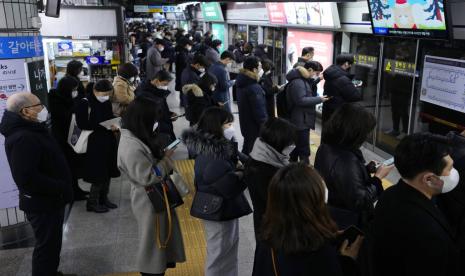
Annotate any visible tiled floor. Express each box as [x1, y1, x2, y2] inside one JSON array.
[[0, 84, 397, 276]]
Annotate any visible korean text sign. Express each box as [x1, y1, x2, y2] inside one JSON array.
[[0, 36, 44, 59]]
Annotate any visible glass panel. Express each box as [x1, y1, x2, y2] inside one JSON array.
[[375, 38, 417, 155], [229, 24, 247, 46], [349, 34, 381, 148], [248, 25, 259, 46], [412, 40, 465, 135]]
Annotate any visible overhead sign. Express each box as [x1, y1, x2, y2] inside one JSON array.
[[0, 59, 27, 209], [0, 36, 43, 59], [162, 6, 182, 13], [420, 55, 465, 113], [266, 2, 340, 28], [148, 5, 163, 13], [27, 60, 48, 106], [134, 5, 149, 13], [201, 2, 224, 22]]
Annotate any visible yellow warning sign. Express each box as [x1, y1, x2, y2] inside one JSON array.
[[385, 61, 392, 72]]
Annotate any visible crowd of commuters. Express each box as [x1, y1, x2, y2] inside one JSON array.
[[1, 22, 465, 276]]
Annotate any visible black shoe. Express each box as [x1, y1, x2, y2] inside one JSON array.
[[57, 271, 77, 276], [86, 203, 109, 213], [73, 190, 88, 201], [102, 198, 118, 209]]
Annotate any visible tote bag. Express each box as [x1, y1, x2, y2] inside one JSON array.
[[67, 99, 92, 154]]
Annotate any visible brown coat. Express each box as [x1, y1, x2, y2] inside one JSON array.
[[111, 76, 135, 116]]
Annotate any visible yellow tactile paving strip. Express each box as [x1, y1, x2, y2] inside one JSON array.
[[105, 159, 206, 276]]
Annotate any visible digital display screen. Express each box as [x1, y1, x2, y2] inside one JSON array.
[[368, 0, 449, 39], [45, 0, 61, 18]]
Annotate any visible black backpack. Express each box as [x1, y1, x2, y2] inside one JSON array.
[[276, 83, 291, 118]]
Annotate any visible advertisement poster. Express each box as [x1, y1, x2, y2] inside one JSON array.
[[266, 2, 339, 28], [286, 30, 333, 93], [420, 55, 465, 113], [211, 23, 226, 53], [0, 59, 27, 209], [201, 2, 224, 22], [0, 36, 44, 59], [57, 41, 73, 57], [369, 0, 447, 38], [27, 60, 48, 106]]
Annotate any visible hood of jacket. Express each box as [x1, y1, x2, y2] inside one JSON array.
[[182, 128, 234, 160], [49, 88, 73, 107], [138, 80, 170, 98], [0, 110, 47, 137], [249, 138, 289, 168], [113, 75, 132, 87], [286, 66, 311, 82], [323, 64, 349, 82], [182, 84, 204, 97], [236, 69, 259, 88]]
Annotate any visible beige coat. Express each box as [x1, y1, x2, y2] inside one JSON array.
[[111, 76, 135, 116], [117, 129, 186, 274]]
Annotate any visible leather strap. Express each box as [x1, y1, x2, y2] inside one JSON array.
[[154, 167, 173, 249], [271, 248, 279, 276]]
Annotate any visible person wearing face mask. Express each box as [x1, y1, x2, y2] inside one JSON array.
[[208, 50, 235, 112], [49, 76, 89, 200], [112, 62, 139, 116], [182, 107, 252, 276], [162, 31, 175, 72], [258, 59, 278, 118], [183, 72, 219, 126], [252, 44, 269, 62], [205, 39, 222, 64], [66, 60, 86, 99], [244, 118, 297, 240], [236, 56, 268, 155], [180, 54, 209, 104], [315, 104, 393, 229], [0, 93, 74, 276], [118, 97, 186, 276], [175, 38, 194, 106], [286, 61, 330, 165], [76, 80, 121, 213], [136, 70, 177, 142], [373, 133, 462, 276], [322, 53, 362, 124], [146, 38, 169, 82]]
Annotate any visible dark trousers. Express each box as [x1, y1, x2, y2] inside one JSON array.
[[290, 129, 310, 165], [26, 207, 65, 276]]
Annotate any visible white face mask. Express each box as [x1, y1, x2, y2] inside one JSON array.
[[186, 46, 192, 52], [324, 185, 329, 204], [71, 90, 79, 99], [78, 72, 84, 78], [158, 46, 165, 52], [440, 168, 460, 193], [153, 122, 159, 132], [156, 85, 169, 90], [198, 68, 206, 73], [258, 69, 264, 78], [129, 77, 135, 83], [96, 95, 110, 103], [282, 144, 296, 156], [223, 126, 235, 141], [36, 107, 48, 122]]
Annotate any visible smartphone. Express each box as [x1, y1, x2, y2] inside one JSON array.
[[383, 157, 395, 166], [337, 225, 364, 246], [171, 113, 185, 120], [166, 139, 181, 150]]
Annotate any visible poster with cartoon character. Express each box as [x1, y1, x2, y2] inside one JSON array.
[[370, 0, 446, 31]]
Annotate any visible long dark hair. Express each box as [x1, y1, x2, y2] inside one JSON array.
[[197, 107, 233, 139], [56, 76, 79, 98], [121, 97, 164, 159], [260, 163, 338, 254], [321, 103, 376, 150]]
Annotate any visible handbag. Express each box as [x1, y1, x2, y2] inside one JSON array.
[[67, 99, 92, 154], [190, 191, 224, 221], [145, 166, 184, 213]]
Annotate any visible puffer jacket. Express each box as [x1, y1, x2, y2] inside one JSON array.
[[314, 143, 383, 228], [286, 66, 322, 130], [112, 75, 135, 116], [236, 68, 268, 154], [322, 65, 361, 122], [182, 84, 217, 125], [182, 129, 252, 221]]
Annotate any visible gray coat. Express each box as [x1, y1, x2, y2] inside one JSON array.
[[117, 129, 186, 274], [205, 47, 220, 64], [286, 66, 322, 130], [146, 46, 168, 81]]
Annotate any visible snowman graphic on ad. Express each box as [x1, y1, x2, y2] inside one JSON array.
[[393, 0, 417, 29]]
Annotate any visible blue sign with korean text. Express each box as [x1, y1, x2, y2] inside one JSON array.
[[0, 36, 43, 59]]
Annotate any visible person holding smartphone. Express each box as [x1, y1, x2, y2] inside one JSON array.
[[253, 163, 362, 276]]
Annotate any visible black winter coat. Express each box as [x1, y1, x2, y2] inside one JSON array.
[[182, 84, 218, 125], [236, 69, 268, 154], [175, 48, 192, 91], [373, 180, 461, 276], [437, 132, 465, 262], [75, 95, 120, 183], [286, 67, 322, 130], [182, 129, 252, 221], [181, 65, 202, 88], [252, 241, 359, 276], [322, 65, 361, 122], [259, 72, 277, 118], [314, 144, 383, 228], [49, 88, 82, 177], [136, 80, 176, 142], [0, 111, 73, 213], [244, 159, 279, 238]]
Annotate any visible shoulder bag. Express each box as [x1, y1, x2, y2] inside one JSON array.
[[190, 190, 224, 221], [145, 166, 184, 213], [67, 98, 92, 154]]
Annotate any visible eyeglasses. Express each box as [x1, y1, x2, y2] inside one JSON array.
[[23, 103, 43, 109]]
